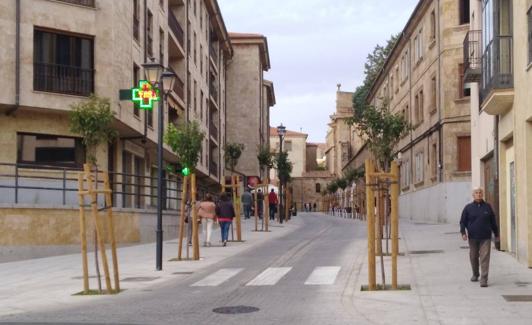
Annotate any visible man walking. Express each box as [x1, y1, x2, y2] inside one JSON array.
[[256, 189, 264, 219], [460, 188, 499, 287], [241, 188, 252, 219], [268, 189, 278, 221]]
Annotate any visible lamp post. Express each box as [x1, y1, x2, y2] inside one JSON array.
[[143, 60, 177, 271], [277, 124, 286, 224]]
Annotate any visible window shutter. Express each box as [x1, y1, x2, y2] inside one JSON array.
[[457, 136, 471, 171]]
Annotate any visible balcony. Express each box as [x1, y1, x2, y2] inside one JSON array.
[[171, 70, 184, 100], [209, 121, 218, 142], [209, 161, 218, 178], [33, 62, 93, 96], [133, 16, 140, 41], [168, 11, 184, 48], [209, 43, 219, 65], [56, 0, 95, 7], [463, 30, 481, 83], [481, 36, 514, 115], [209, 82, 218, 103]]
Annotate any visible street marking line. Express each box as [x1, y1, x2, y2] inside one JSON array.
[[304, 266, 341, 285], [191, 268, 243, 287], [245, 267, 292, 286]]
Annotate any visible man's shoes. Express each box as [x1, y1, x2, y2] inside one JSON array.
[[470, 275, 479, 282], [480, 282, 488, 287], [222, 240, 227, 247]]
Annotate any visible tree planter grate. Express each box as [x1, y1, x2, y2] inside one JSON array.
[[408, 250, 444, 255], [503, 295, 532, 302], [212, 306, 260, 314], [121, 276, 160, 282]]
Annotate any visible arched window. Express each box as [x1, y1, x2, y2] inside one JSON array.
[[315, 183, 321, 193]]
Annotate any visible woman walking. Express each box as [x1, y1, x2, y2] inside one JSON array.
[[197, 193, 216, 247], [216, 192, 235, 246]]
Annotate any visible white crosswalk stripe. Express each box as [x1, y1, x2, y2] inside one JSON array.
[[304, 266, 341, 285], [245, 267, 292, 286], [191, 268, 243, 287]]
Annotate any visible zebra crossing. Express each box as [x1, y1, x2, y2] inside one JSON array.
[[191, 266, 341, 287]]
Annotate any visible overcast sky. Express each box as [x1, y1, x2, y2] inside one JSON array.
[[218, 0, 419, 143]]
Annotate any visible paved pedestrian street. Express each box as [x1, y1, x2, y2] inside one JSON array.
[[3, 213, 532, 325]]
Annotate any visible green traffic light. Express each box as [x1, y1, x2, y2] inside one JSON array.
[[182, 167, 191, 176]]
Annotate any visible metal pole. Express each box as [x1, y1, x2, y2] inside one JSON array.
[[155, 87, 165, 271], [279, 134, 283, 224], [391, 161, 399, 289]]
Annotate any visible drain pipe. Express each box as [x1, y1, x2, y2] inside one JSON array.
[[6, 0, 21, 116]]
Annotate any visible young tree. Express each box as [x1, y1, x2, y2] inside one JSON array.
[[224, 143, 245, 174], [165, 121, 205, 260], [257, 145, 274, 176], [164, 121, 205, 173], [69, 95, 117, 166]]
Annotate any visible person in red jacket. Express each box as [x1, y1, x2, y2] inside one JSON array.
[[268, 189, 278, 221]]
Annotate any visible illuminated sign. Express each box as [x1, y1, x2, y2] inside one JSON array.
[[181, 167, 191, 176], [131, 80, 160, 110]]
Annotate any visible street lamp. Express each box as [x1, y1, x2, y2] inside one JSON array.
[[277, 124, 286, 223], [142, 59, 177, 271]]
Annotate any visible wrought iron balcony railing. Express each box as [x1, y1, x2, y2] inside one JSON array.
[[481, 35, 513, 100], [463, 30, 482, 83], [34, 62, 94, 96]]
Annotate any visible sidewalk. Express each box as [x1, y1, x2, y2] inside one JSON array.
[[0, 217, 301, 318], [346, 219, 532, 325]]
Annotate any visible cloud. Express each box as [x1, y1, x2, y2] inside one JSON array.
[[218, 0, 419, 142]]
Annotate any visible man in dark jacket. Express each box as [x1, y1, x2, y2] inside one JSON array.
[[460, 188, 499, 287]]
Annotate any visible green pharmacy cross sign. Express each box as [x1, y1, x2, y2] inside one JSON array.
[[131, 80, 160, 110]]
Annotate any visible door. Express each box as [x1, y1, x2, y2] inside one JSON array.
[[483, 154, 499, 249]]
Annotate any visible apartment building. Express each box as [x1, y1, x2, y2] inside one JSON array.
[[464, 0, 532, 266], [226, 33, 275, 182], [366, 0, 472, 223], [0, 0, 232, 256]]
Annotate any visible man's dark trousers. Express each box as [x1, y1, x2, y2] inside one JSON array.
[[469, 239, 491, 283]]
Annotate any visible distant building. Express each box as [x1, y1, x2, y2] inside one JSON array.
[[226, 33, 275, 182]]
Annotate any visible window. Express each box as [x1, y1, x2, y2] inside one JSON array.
[[193, 32, 197, 65], [200, 1, 203, 28], [414, 151, 424, 184], [284, 140, 292, 151], [400, 51, 409, 82], [33, 29, 94, 96], [200, 91, 203, 120], [147, 10, 153, 56], [159, 28, 165, 65], [528, 7, 532, 64], [133, 0, 140, 41], [395, 66, 399, 92], [401, 159, 410, 189], [17, 133, 85, 167], [133, 63, 140, 117], [458, 63, 470, 97], [457, 136, 471, 171], [200, 45, 203, 74], [459, 0, 470, 25], [193, 0, 197, 16], [430, 76, 437, 113], [187, 72, 191, 108], [431, 143, 438, 179], [430, 10, 436, 41], [390, 76, 394, 98], [413, 29, 424, 64], [187, 21, 191, 57], [193, 80, 197, 113], [168, 106, 178, 126], [414, 89, 424, 125], [315, 183, 321, 193]]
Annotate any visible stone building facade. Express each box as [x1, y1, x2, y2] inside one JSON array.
[[0, 0, 245, 257], [464, 0, 532, 266], [366, 0, 472, 224], [226, 33, 275, 181], [325, 89, 355, 177]]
